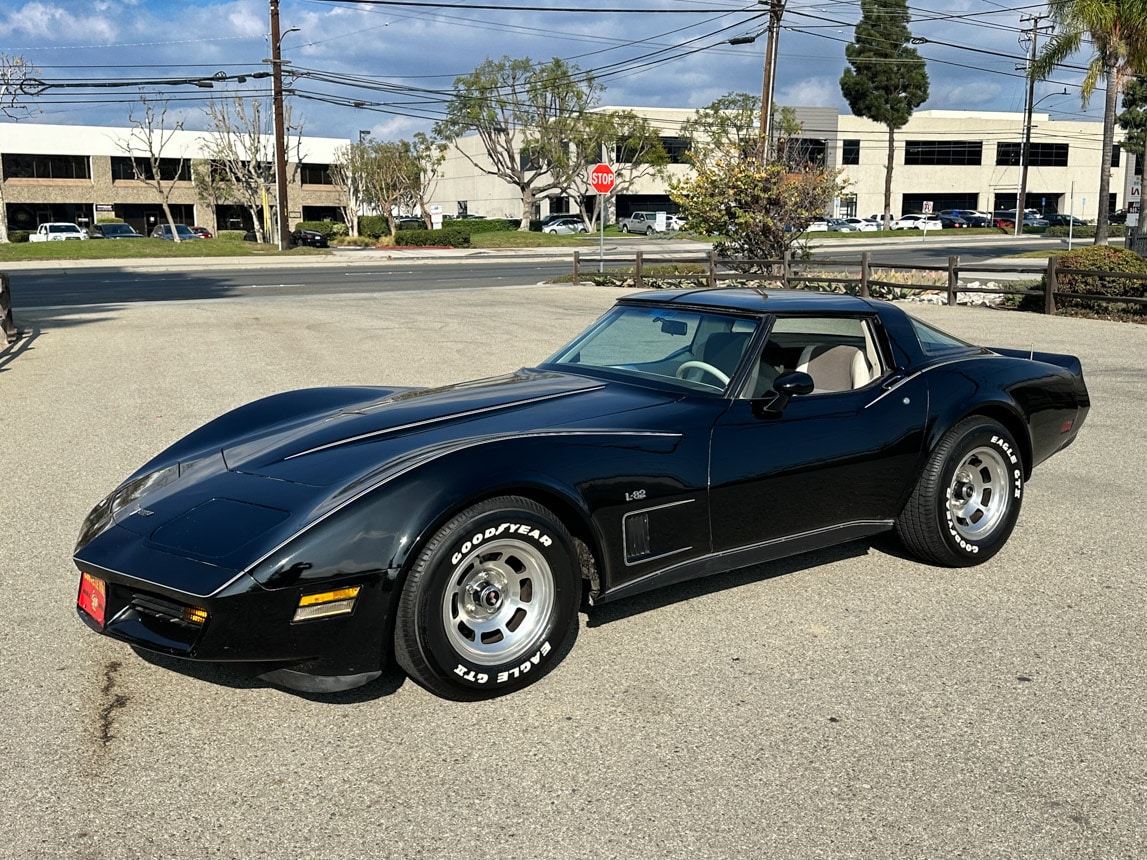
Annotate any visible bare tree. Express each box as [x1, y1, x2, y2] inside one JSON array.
[[203, 94, 301, 243], [330, 142, 370, 237], [411, 132, 447, 226], [117, 95, 189, 241], [1, 55, 39, 243]]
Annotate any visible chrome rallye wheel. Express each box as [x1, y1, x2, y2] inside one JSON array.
[[896, 417, 1024, 567], [395, 497, 580, 699]]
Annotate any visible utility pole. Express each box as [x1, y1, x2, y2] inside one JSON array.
[[1016, 13, 1049, 237], [269, 0, 291, 251], [757, 0, 786, 163]]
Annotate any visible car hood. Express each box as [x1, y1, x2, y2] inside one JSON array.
[[221, 369, 673, 486]]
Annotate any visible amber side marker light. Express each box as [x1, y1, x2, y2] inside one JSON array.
[[182, 606, 209, 625], [293, 586, 361, 622]]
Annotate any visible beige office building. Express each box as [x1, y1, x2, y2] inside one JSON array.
[[0, 123, 350, 237], [431, 107, 1135, 224]]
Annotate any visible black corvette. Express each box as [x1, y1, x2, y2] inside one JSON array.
[[74, 289, 1089, 699]]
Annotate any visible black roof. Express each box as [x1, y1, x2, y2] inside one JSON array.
[[621, 288, 880, 315]]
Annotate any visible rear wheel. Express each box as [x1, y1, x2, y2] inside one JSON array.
[[896, 417, 1024, 567], [395, 497, 580, 699]]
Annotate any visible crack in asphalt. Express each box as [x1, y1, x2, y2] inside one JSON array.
[[98, 661, 130, 746]]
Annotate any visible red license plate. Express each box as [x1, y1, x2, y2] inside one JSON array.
[[78, 572, 107, 627]]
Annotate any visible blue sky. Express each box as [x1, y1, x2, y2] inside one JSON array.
[[0, 1, 1100, 141]]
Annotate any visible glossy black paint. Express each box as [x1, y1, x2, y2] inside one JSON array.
[[73, 289, 1090, 691]]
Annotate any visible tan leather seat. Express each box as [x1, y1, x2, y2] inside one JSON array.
[[796, 344, 872, 392]]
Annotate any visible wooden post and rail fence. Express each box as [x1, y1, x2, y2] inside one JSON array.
[[570, 249, 1147, 315]]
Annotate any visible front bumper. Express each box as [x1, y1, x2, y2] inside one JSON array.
[[74, 559, 397, 691]]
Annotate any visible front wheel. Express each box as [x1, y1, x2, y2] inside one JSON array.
[[395, 496, 581, 699], [895, 417, 1024, 567]]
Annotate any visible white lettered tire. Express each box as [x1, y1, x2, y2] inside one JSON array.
[[394, 496, 580, 699], [896, 417, 1024, 567]]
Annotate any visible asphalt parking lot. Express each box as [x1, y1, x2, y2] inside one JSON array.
[[1, 283, 1144, 859]]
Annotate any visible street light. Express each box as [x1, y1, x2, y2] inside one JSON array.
[[1015, 88, 1068, 236], [268, 0, 299, 251], [728, 0, 787, 163]]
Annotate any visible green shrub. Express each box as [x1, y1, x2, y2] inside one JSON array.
[[450, 218, 517, 235], [293, 220, 347, 237], [216, 230, 248, 241], [8, 230, 30, 243], [332, 235, 376, 247], [1044, 225, 1126, 239], [1025, 244, 1147, 316], [393, 227, 470, 248], [358, 215, 387, 238], [96, 217, 126, 224]]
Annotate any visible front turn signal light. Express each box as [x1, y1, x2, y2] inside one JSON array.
[[293, 586, 361, 622]]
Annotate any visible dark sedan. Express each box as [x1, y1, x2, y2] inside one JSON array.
[[290, 229, 330, 248], [1045, 214, 1090, 227], [74, 290, 1089, 700]]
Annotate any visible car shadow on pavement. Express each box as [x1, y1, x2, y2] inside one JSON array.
[[133, 647, 409, 703], [585, 540, 873, 627]]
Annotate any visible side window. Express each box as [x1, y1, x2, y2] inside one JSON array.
[[744, 316, 885, 397]]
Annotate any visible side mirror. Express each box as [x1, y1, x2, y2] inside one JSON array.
[[754, 370, 814, 418]]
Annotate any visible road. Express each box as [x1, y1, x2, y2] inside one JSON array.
[[4, 234, 1063, 308]]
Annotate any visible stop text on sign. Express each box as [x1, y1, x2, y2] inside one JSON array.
[[590, 163, 615, 194]]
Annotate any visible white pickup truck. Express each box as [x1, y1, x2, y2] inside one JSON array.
[[29, 222, 87, 241]]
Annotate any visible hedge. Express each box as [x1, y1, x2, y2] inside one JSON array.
[[293, 220, 347, 237], [393, 227, 471, 247], [8, 230, 30, 243], [1044, 225, 1127, 239], [1024, 244, 1147, 316]]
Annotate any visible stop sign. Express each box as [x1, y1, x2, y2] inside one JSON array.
[[589, 163, 615, 194]]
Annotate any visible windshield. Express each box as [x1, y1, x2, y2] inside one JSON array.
[[543, 304, 759, 393]]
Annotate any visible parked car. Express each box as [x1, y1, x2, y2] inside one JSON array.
[[151, 224, 201, 241], [891, 214, 942, 230], [618, 211, 663, 234], [87, 223, 144, 239], [807, 219, 859, 233], [395, 217, 426, 230], [1108, 209, 1128, 224], [290, 228, 330, 248], [665, 215, 686, 231], [1044, 213, 1090, 227], [840, 217, 880, 232], [541, 217, 588, 235], [935, 213, 969, 229], [73, 288, 1090, 700], [946, 209, 990, 228], [538, 214, 575, 228], [191, 226, 214, 239], [29, 222, 87, 242]]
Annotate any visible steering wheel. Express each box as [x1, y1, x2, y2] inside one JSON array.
[[675, 360, 730, 387]]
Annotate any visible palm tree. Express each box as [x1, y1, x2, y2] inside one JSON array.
[[1032, 0, 1147, 244]]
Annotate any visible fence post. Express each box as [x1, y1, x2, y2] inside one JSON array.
[[572, 250, 580, 285], [1044, 256, 1058, 314], [782, 250, 792, 288], [947, 256, 959, 306], [1, 273, 16, 346], [635, 251, 644, 291], [859, 251, 871, 298], [707, 249, 717, 289]]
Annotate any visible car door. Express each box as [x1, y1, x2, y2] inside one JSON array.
[[708, 314, 928, 552]]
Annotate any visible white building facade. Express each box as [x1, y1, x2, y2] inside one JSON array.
[[0, 122, 350, 237], [430, 107, 1136, 225]]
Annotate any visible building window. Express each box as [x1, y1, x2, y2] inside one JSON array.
[[996, 142, 1068, 167], [660, 137, 691, 164], [2, 153, 91, 179], [904, 141, 983, 166], [110, 156, 190, 182], [1111, 144, 1121, 167], [842, 139, 860, 166], [300, 162, 334, 185], [901, 193, 981, 214], [779, 138, 826, 167]]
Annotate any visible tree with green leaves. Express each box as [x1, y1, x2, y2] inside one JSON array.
[[1034, 0, 1147, 244], [1, 54, 39, 243], [680, 92, 762, 168], [839, 0, 929, 230], [335, 139, 421, 236], [434, 56, 601, 230], [670, 152, 844, 269], [555, 109, 668, 230]]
